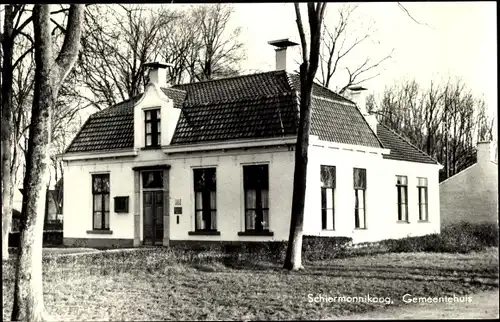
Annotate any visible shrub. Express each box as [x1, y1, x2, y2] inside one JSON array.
[[381, 221, 499, 254]]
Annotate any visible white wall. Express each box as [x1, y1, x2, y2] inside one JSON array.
[[63, 147, 296, 242], [63, 159, 136, 240], [304, 145, 441, 243], [168, 148, 295, 241]]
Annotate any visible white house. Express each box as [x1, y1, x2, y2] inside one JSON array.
[[440, 141, 498, 226], [61, 40, 442, 248]]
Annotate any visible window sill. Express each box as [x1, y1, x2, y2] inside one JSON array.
[[141, 146, 161, 150], [238, 230, 274, 236], [188, 230, 221, 236], [354, 228, 367, 230], [397, 221, 410, 224], [418, 220, 430, 223], [321, 229, 336, 231], [86, 230, 113, 235]]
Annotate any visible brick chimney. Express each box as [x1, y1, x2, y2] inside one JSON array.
[[477, 141, 494, 165], [347, 86, 378, 132], [144, 62, 172, 87], [268, 38, 299, 71]]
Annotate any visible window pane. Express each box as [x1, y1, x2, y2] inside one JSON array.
[[194, 168, 216, 191], [359, 208, 366, 228], [401, 187, 407, 204], [418, 177, 428, 186], [326, 208, 334, 230], [210, 211, 217, 230], [353, 168, 366, 189], [195, 191, 203, 210], [401, 205, 407, 221], [320, 165, 336, 188], [94, 195, 102, 211], [244, 165, 268, 189], [195, 210, 204, 230], [157, 134, 161, 146], [93, 176, 101, 193], [146, 123, 152, 134], [104, 195, 109, 211], [262, 210, 269, 229], [246, 210, 256, 230], [261, 189, 268, 209], [422, 188, 427, 204], [358, 190, 365, 209], [143, 171, 163, 188], [396, 175, 407, 185], [104, 212, 109, 229], [145, 111, 151, 120], [210, 191, 216, 209], [93, 212, 101, 229], [156, 109, 161, 120], [246, 189, 257, 209], [146, 135, 152, 146], [321, 188, 327, 209], [326, 188, 333, 208], [322, 209, 327, 230]]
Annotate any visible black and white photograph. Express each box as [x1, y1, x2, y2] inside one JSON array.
[[1, 2, 498, 321]]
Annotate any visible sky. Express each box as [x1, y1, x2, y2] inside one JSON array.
[[229, 2, 497, 124]]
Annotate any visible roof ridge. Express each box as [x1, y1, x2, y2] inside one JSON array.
[[380, 123, 438, 164], [172, 70, 287, 88], [161, 87, 186, 93], [285, 72, 353, 103]]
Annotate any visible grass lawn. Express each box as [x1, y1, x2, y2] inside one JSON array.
[[2, 247, 499, 321]]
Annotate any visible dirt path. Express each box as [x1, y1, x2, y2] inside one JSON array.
[[339, 290, 499, 320]]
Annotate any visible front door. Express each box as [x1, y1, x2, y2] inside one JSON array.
[[143, 190, 163, 245]]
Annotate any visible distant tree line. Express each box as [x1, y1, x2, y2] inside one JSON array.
[[366, 77, 495, 182]]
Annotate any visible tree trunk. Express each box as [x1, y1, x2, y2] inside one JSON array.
[[284, 2, 326, 271], [11, 5, 54, 320], [1, 4, 15, 261], [12, 4, 85, 321], [284, 65, 313, 270]]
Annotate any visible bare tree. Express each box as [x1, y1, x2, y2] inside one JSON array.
[[11, 4, 84, 321], [284, 2, 327, 271], [371, 76, 494, 182], [1, 4, 36, 260], [316, 4, 393, 94], [77, 4, 176, 109], [189, 4, 245, 81]]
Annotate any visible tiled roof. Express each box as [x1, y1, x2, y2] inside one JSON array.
[[67, 70, 434, 156], [65, 97, 138, 153], [376, 123, 438, 164], [311, 96, 381, 148], [171, 93, 297, 144], [173, 71, 291, 105]]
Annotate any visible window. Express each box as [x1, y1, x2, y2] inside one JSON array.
[[114, 196, 129, 213], [142, 171, 163, 189], [320, 165, 336, 230], [144, 108, 161, 147], [353, 168, 366, 229], [193, 168, 217, 231], [417, 177, 428, 221], [396, 175, 408, 222], [243, 165, 269, 232], [92, 174, 110, 230]]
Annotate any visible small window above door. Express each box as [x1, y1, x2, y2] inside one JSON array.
[[142, 171, 164, 188]]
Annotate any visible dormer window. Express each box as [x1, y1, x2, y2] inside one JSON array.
[[145, 108, 161, 147]]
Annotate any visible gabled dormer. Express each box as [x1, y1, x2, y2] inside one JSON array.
[[133, 62, 181, 150]]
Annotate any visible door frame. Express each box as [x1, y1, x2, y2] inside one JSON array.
[[132, 165, 170, 247]]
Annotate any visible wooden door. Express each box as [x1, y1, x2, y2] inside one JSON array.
[[143, 190, 163, 245]]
